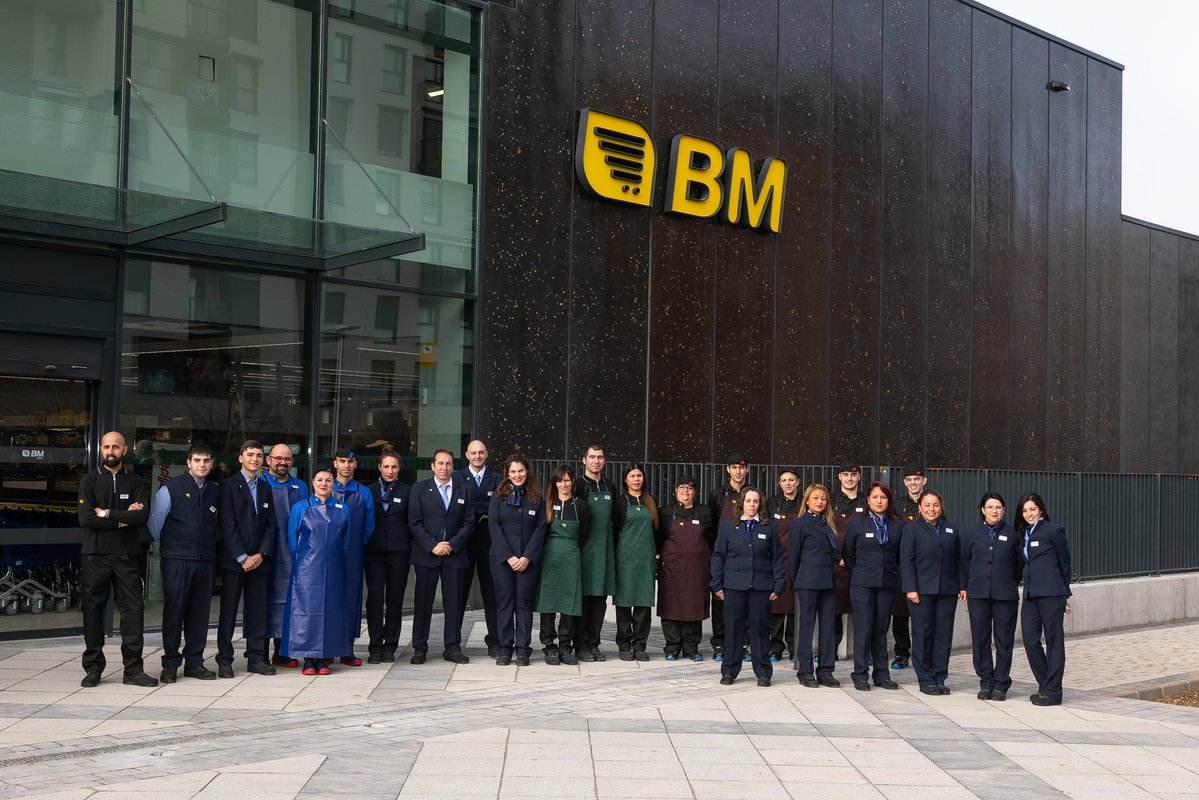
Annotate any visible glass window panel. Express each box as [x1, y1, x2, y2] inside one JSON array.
[[0, 0, 121, 186], [382, 45, 407, 94], [332, 34, 353, 84]]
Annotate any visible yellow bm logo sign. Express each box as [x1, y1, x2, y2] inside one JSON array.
[[574, 108, 787, 234]]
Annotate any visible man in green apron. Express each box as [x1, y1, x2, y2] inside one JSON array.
[[576, 444, 616, 661]]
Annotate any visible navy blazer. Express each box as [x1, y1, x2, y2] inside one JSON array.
[[960, 520, 1021, 601], [843, 513, 903, 589], [1020, 521, 1072, 599], [457, 466, 500, 521], [710, 519, 786, 594], [217, 471, 277, 572], [407, 476, 475, 568], [367, 479, 411, 554], [899, 518, 962, 596], [787, 511, 840, 591], [488, 491, 547, 565]]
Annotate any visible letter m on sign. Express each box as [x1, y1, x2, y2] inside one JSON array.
[[723, 149, 786, 233]]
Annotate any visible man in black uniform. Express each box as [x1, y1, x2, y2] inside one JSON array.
[[708, 453, 750, 661], [77, 431, 157, 688], [456, 439, 501, 656], [831, 461, 866, 651], [890, 464, 927, 669], [148, 442, 219, 682]]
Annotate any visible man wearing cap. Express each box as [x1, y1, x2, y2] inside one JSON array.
[[263, 443, 307, 667], [708, 453, 751, 661], [831, 461, 865, 651], [408, 449, 475, 664], [890, 465, 927, 669], [332, 448, 375, 666], [576, 444, 617, 661], [456, 439, 501, 657]]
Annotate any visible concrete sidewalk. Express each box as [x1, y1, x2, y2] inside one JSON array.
[[0, 616, 1197, 800]]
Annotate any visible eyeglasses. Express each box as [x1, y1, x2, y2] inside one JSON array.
[[983, 504, 1004, 511]]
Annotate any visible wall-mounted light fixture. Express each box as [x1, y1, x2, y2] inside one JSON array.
[[426, 86, 444, 98], [1048, 80, 1070, 92]]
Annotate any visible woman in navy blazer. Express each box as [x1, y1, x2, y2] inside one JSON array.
[[1017, 492, 1072, 706], [710, 487, 784, 687], [899, 490, 963, 695], [488, 456, 546, 666], [788, 484, 841, 688], [842, 482, 903, 691], [960, 492, 1021, 701]]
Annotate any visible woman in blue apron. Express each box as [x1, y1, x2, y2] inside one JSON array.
[[612, 464, 659, 660], [282, 467, 350, 676]]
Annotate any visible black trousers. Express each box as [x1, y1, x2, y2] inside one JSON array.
[[908, 593, 956, 688], [580, 594, 607, 649], [80, 552, 146, 676], [615, 606, 651, 652], [795, 588, 836, 676], [539, 612, 576, 650], [721, 589, 772, 680], [661, 619, 702, 657], [365, 550, 411, 655], [892, 614, 911, 659], [769, 611, 796, 658], [160, 558, 214, 669], [1021, 595, 1067, 701], [711, 592, 749, 654], [216, 565, 269, 666], [968, 597, 1018, 693], [461, 522, 499, 648], [850, 585, 895, 684], [491, 561, 541, 657], [411, 562, 466, 652]]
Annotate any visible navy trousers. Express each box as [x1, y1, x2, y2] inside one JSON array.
[[160, 558, 214, 669], [491, 562, 541, 658], [721, 588, 772, 680], [365, 551, 411, 656], [795, 587, 836, 677], [1021, 595, 1067, 701], [850, 585, 895, 684], [967, 597, 1018, 693], [461, 525, 499, 649], [411, 562, 466, 652], [216, 565, 269, 666], [908, 593, 956, 688]]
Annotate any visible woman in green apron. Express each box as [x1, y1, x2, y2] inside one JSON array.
[[536, 465, 589, 665], [612, 464, 659, 661]]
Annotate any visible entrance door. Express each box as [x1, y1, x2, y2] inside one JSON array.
[[0, 373, 96, 636]]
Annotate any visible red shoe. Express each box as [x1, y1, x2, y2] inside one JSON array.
[[272, 656, 299, 668], [317, 665, 332, 675], [301, 666, 317, 676], [340, 656, 363, 667]]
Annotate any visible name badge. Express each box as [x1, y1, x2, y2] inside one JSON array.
[[335, 503, 344, 509], [119, 493, 130, 500], [855, 507, 864, 513], [1031, 541, 1040, 547], [528, 509, 536, 516], [998, 535, 1008, 541], [691, 519, 700, 525], [209, 506, 217, 513], [946, 527, 954, 533], [487, 491, 494, 496], [457, 497, 465, 504], [553, 504, 562, 511], [774, 513, 782, 519], [866, 532, 875, 538], [263, 502, 270, 508], [604, 494, 611, 500], [757, 533, 767, 539]]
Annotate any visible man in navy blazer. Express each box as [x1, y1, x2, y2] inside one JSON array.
[[408, 449, 475, 664], [455, 440, 501, 656], [216, 440, 277, 677]]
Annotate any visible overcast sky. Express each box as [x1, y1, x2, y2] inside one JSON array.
[[983, 0, 1199, 236]]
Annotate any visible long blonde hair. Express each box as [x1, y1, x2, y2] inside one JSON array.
[[802, 483, 837, 528]]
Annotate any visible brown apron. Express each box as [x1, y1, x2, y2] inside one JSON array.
[[656, 511, 711, 622], [769, 509, 800, 613], [834, 508, 863, 615]]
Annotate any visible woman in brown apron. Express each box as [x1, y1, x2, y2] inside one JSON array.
[[764, 468, 801, 662], [655, 475, 712, 661]]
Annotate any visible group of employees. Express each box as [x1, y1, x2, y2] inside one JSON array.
[[75, 435, 1071, 705]]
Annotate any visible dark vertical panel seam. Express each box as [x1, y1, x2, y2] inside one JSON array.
[[643, 0, 656, 463], [1042, 40, 1050, 467], [1005, 23, 1013, 467], [1081, 58, 1091, 465], [922, 0, 931, 465], [825, 0, 834, 462], [565, 1, 579, 460], [876, 0, 885, 468], [709, 3, 722, 462], [771, 0, 782, 462], [965, 8, 975, 466], [1173, 235, 1181, 470]]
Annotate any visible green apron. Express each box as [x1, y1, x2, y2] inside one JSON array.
[[535, 516, 583, 616], [581, 491, 616, 597], [614, 502, 656, 607]]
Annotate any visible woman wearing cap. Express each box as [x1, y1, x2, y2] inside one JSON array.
[[764, 468, 801, 662], [900, 490, 963, 696], [710, 486, 784, 686], [789, 484, 842, 687], [536, 465, 589, 665], [489, 455, 547, 666], [961, 492, 1021, 701], [656, 475, 713, 661], [842, 482, 903, 691], [1017, 492, 1072, 706], [612, 464, 659, 660], [283, 467, 350, 676]]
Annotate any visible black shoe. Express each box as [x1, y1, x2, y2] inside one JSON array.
[[592, 646, 607, 662], [217, 664, 234, 679], [122, 672, 158, 687], [633, 650, 649, 661], [937, 685, 950, 695], [367, 653, 382, 664], [410, 650, 427, 665], [876, 679, 900, 690], [854, 681, 871, 691], [560, 649, 578, 666], [544, 650, 561, 666], [80, 671, 102, 688], [442, 650, 470, 664], [496, 653, 512, 666], [1030, 693, 1061, 706], [381, 651, 395, 663], [919, 685, 940, 696], [576, 647, 596, 663], [991, 690, 1007, 701], [515, 654, 530, 667], [487, 644, 498, 658], [799, 674, 819, 688], [720, 675, 735, 685], [757, 677, 771, 687], [184, 665, 217, 681], [247, 661, 276, 676], [818, 675, 840, 688], [160, 667, 178, 684], [977, 689, 993, 700], [618, 650, 634, 662]]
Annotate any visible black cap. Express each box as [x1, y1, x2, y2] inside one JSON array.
[[333, 446, 356, 460], [676, 475, 697, 488], [726, 452, 748, 466], [903, 465, 926, 478], [837, 460, 860, 474], [777, 466, 800, 479]]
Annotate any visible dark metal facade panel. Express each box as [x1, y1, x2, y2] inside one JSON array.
[[1179, 238, 1199, 470], [1159, 475, 1199, 573], [1149, 229, 1180, 473], [1119, 221, 1152, 471], [1081, 473, 1157, 579]]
